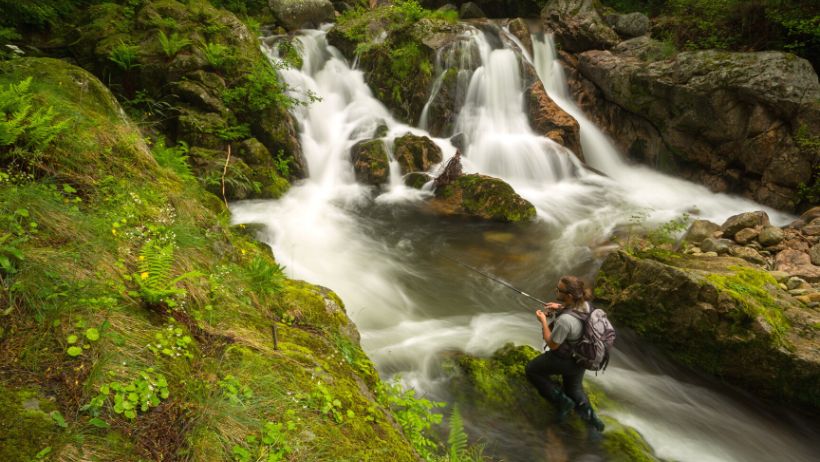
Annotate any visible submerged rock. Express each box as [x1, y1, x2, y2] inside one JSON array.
[[595, 250, 820, 409], [431, 174, 537, 222], [393, 133, 444, 174], [350, 139, 390, 186]]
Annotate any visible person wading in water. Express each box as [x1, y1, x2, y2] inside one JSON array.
[[525, 275, 605, 431]]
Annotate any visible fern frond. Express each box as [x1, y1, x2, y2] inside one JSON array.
[[138, 240, 175, 290], [448, 404, 468, 461]]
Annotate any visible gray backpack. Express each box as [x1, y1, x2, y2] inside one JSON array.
[[564, 307, 616, 372]]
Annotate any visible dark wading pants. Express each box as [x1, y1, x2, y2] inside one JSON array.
[[525, 351, 588, 407]]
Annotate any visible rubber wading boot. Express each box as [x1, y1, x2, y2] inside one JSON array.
[[577, 403, 605, 432], [548, 389, 575, 422]]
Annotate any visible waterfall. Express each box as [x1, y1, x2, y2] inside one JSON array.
[[231, 27, 816, 462]]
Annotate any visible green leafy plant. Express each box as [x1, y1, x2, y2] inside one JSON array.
[[151, 137, 193, 180], [223, 62, 303, 112], [0, 77, 69, 163], [310, 381, 347, 423], [441, 405, 487, 462], [218, 374, 253, 405], [244, 255, 285, 296], [201, 41, 231, 69], [377, 380, 445, 460], [231, 419, 295, 462], [64, 318, 104, 357], [108, 41, 141, 71], [85, 368, 170, 420], [157, 30, 191, 58], [148, 320, 194, 359], [130, 240, 201, 309]]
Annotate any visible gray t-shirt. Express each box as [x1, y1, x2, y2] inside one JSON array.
[[551, 311, 584, 345]]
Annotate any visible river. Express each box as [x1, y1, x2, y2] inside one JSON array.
[[231, 25, 818, 462]]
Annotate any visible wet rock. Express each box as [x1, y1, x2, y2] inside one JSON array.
[[610, 12, 650, 38], [804, 218, 820, 236], [269, 0, 335, 31], [787, 277, 812, 291], [431, 174, 536, 222], [524, 79, 584, 159], [733, 227, 759, 245], [595, 250, 820, 409], [404, 172, 432, 189], [683, 219, 720, 244], [729, 246, 768, 266], [507, 18, 533, 56], [393, 133, 444, 175], [775, 249, 820, 282], [459, 2, 486, 19], [758, 225, 785, 247], [721, 211, 770, 238], [541, 0, 619, 52], [701, 238, 733, 255], [811, 244, 820, 266], [570, 48, 820, 212], [350, 139, 390, 186]]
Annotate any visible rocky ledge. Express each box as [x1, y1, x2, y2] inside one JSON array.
[[594, 208, 820, 409]]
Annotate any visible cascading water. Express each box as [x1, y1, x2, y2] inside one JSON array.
[[232, 26, 818, 462]]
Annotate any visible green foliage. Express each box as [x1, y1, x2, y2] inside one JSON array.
[[0, 0, 87, 29], [706, 266, 790, 346], [377, 380, 445, 460], [108, 41, 141, 71], [148, 321, 194, 360], [446, 405, 467, 461], [310, 381, 347, 423], [157, 30, 191, 58], [201, 41, 232, 69], [244, 255, 285, 296], [209, 0, 269, 17], [130, 240, 201, 308], [218, 374, 253, 405], [794, 124, 820, 206], [85, 368, 170, 420], [0, 77, 69, 164], [232, 420, 295, 462], [151, 137, 193, 180], [223, 62, 302, 112]]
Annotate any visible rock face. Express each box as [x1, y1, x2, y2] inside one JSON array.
[[350, 139, 390, 186], [541, 0, 620, 52], [269, 0, 335, 31], [431, 174, 537, 222], [393, 133, 444, 174], [567, 48, 820, 211], [595, 251, 820, 409], [524, 79, 584, 160]]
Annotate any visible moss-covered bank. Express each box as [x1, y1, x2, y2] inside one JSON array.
[[0, 57, 421, 461], [595, 250, 820, 409]]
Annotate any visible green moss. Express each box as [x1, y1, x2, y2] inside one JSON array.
[[602, 424, 657, 462], [705, 265, 790, 346], [0, 386, 63, 461]]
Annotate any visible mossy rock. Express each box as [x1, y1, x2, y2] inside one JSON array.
[[0, 386, 63, 461], [441, 344, 660, 461], [595, 250, 820, 409], [393, 132, 443, 175], [350, 138, 390, 186], [404, 172, 432, 189], [431, 174, 537, 223]]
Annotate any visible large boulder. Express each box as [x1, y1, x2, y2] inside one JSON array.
[[721, 211, 771, 238], [431, 174, 537, 222], [441, 345, 661, 461], [269, 0, 335, 31], [683, 219, 720, 244], [350, 139, 390, 186], [568, 48, 820, 212], [595, 250, 820, 409], [540, 0, 620, 52], [775, 249, 820, 282], [393, 133, 444, 174], [524, 79, 584, 159], [608, 12, 650, 38]]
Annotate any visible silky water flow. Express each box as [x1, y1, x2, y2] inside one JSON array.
[[231, 27, 818, 462]]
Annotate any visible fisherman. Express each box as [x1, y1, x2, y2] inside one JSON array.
[[525, 275, 605, 431]]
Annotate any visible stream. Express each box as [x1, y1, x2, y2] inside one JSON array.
[[231, 25, 819, 462]]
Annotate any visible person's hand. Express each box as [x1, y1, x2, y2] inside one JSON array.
[[543, 302, 562, 312], [535, 309, 547, 322]]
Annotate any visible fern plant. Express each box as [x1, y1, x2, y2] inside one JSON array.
[[157, 30, 191, 58], [0, 77, 68, 162], [447, 405, 468, 461], [200, 41, 231, 69], [245, 255, 285, 296], [132, 240, 200, 309], [151, 137, 193, 180], [109, 41, 141, 71]]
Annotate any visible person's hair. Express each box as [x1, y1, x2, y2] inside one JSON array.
[[558, 275, 592, 310]]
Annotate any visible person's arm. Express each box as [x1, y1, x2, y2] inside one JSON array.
[[536, 304, 563, 350]]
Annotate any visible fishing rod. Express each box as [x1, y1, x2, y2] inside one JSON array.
[[443, 256, 552, 307]]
